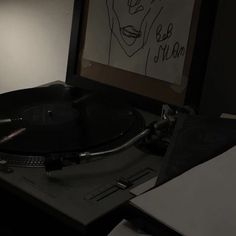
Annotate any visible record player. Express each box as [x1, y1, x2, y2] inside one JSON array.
[[0, 0, 217, 235]]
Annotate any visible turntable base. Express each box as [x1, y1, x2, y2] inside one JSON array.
[[0, 146, 161, 235], [0, 84, 162, 235]]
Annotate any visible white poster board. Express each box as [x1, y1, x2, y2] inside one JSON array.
[[83, 0, 196, 85], [130, 146, 236, 236]]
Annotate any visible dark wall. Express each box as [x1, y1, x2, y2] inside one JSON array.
[[200, 0, 236, 115]]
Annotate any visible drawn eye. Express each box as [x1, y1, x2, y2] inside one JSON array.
[[135, 5, 144, 13], [127, 0, 144, 15], [128, 0, 141, 8]]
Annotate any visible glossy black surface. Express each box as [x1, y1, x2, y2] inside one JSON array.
[[0, 85, 144, 155]]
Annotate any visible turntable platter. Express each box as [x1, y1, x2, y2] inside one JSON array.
[[0, 85, 144, 157]]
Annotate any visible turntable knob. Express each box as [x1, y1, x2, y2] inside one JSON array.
[[47, 110, 53, 117]]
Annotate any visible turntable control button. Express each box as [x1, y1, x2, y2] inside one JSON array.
[[47, 110, 53, 117], [0, 160, 13, 173], [116, 177, 133, 190]]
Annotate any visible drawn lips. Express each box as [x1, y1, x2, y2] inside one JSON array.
[[121, 26, 142, 39]]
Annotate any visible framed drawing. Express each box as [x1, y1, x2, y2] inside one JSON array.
[[67, 0, 218, 109]]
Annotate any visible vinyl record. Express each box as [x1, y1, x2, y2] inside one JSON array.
[[0, 85, 144, 156]]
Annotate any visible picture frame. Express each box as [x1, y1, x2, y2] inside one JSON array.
[[66, 0, 219, 111]]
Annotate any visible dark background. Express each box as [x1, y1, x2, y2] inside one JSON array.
[[200, 0, 236, 115]]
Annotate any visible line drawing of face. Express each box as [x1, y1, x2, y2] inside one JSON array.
[[106, 0, 164, 57]]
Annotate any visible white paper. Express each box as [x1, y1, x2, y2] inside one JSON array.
[[108, 220, 151, 236], [130, 146, 236, 236], [83, 0, 196, 84]]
